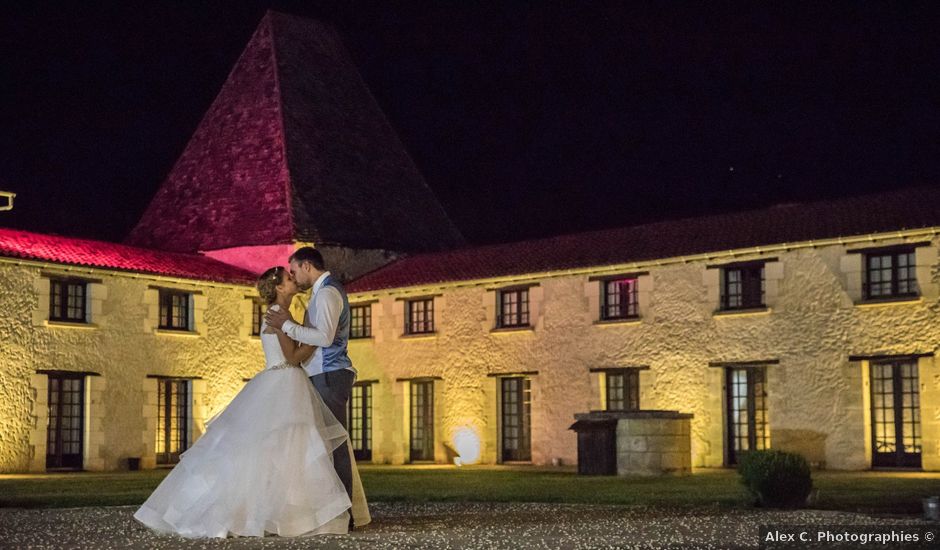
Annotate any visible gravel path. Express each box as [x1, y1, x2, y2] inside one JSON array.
[[0, 502, 935, 549]]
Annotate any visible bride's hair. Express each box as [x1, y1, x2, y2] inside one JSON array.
[[256, 266, 285, 305]]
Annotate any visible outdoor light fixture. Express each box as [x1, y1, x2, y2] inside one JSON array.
[[0, 191, 15, 212], [452, 427, 481, 466]]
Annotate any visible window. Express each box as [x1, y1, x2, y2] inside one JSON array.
[[500, 377, 532, 462], [159, 290, 192, 331], [497, 288, 530, 328], [46, 373, 85, 470], [350, 305, 372, 339], [251, 299, 264, 337], [721, 264, 765, 310], [348, 382, 373, 461], [410, 380, 434, 461], [871, 360, 922, 468], [405, 298, 434, 335], [864, 249, 918, 300], [49, 279, 87, 323], [726, 367, 769, 465], [605, 370, 640, 411], [601, 278, 638, 320], [156, 379, 190, 465]]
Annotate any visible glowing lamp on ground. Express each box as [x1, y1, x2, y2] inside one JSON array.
[[452, 427, 481, 466]]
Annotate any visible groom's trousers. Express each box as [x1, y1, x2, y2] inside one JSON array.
[[311, 370, 355, 500]]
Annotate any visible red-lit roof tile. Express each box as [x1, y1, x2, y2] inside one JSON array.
[[0, 228, 257, 284]]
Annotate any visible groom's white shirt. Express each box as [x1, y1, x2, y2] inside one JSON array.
[[280, 271, 352, 377]]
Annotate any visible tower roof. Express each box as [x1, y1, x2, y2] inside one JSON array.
[[126, 11, 463, 254]]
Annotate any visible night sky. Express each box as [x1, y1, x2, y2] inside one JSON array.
[[2, 1, 940, 247]]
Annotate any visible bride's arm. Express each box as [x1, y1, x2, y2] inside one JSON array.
[[274, 329, 317, 365]]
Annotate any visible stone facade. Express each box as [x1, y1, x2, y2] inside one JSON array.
[[1, 229, 938, 473], [0, 259, 263, 473], [346, 230, 940, 470]]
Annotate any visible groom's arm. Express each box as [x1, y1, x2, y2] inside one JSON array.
[[280, 287, 343, 347]]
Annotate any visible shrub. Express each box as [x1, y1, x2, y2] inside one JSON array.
[[738, 450, 813, 508]]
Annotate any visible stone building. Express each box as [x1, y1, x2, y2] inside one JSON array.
[[344, 188, 940, 471], [0, 11, 938, 473]]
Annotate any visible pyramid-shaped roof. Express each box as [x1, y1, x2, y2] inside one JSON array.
[[126, 11, 464, 254]]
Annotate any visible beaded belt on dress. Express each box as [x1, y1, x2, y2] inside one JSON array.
[[268, 361, 300, 370]]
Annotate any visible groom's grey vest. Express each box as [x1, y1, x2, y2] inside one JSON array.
[[316, 275, 353, 373]]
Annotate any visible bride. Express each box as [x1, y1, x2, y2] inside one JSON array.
[[134, 266, 369, 538]]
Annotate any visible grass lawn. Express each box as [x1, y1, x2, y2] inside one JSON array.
[[1, 465, 938, 515]]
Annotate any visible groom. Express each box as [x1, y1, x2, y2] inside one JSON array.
[[264, 247, 356, 515]]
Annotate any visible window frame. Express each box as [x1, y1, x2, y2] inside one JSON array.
[[604, 369, 640, 412], [250, 299, 265, 337], [404, 297, 435, 335], [48, 278, 88, 324], [155, 378, 191, 466], [600, 277, 639, 321], [720, 263, 765, 311], [496, 287, 531, 329], [348, 381, 373, 461], [158, 289, 193, 332], [863, 248, 919, 300], [350, 304, 373, 339], [725, 366, 769, 466]]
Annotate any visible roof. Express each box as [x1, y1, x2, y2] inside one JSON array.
[[347, 185, 940, 293], [126, 11, 463, 254], [0, 228, 258, 285]]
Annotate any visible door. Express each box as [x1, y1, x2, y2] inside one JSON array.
[[501, 377, 532, 462], [46, 374, 85, 470], [871, 361, 922, 468], [348, 382, 372, 461], [156, 379, 190, 465], [409, 380, 434, 461], [726, 367, 769, 465]]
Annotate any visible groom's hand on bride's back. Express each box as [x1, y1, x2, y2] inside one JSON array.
[[264, 306, 291, 330]]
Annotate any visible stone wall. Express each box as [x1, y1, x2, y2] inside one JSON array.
[[0, 261, 264, 473], [347, 233, 940, 470], [1, 231, 938, 473]]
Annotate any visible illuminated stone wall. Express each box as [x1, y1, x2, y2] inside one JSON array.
[[0, 261, 264, 473], [349, 233, 940, 470], [1, 231, 938, 473]]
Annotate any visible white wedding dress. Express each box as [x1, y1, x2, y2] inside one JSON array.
[[134, 306, 368, 538]]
